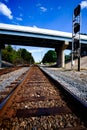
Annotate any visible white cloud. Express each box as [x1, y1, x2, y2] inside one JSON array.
[[16, 17, 23, 21], [40, 6, 47, 12], [80, 0, 87, 9], [29, 48, 45, 53], [0, 2, 13, 19], [36, 3, 47, 12]]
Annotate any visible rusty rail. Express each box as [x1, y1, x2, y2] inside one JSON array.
[[0, 66, 22, 76], [0, 65, 86, 129]]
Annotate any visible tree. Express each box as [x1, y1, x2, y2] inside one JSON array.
[[2, 45, 35, 65], [65, 53, 71, 63], [42, 50, 57, 63], [17, 48, 35, 64], [2, 45, 14, 63]]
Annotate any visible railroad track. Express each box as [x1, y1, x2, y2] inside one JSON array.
[[0, 65, 87, 130], [0, 68, 29, 105], [0, 66, 22, 76]]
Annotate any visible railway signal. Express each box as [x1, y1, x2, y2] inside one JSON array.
[[74, 39, 79, 50], [72, 4, 81, 71], [74, 4, 81, 17], [74, 23, 80, 34]]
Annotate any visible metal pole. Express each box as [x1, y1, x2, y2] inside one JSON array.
[[71, 43, 74, 70], [78, 54, 80, 71], [71, 14, 74, 70], [78, 14, 80, 71]]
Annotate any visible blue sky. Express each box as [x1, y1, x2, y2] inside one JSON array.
[[0, 0, 87, 62]]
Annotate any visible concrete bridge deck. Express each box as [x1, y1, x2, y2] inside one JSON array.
[[0, 23, 87, 48], [0, 23, 87, 68]]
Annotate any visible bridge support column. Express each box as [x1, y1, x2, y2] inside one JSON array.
[[55, 48, 65, 68], [55, 41, 69, 68]]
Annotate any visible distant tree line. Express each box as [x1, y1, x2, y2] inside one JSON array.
[[42, 50, 57, 63], [42, 50, 71, 64], [2, 45, 35, 65], [2, 45, 71, 65]]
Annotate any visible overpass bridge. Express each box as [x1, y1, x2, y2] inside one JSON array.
[[0, 23, 87, 67]]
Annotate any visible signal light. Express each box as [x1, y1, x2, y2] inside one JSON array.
[[74, 39, 79, 50], [74, 23, 80, 33], [74, 4, 81, 17]]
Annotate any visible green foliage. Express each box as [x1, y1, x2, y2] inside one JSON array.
[[17, 48, 34, 64], [2, 45, 35, 65], [65, 55, 70, 61], [42, 50, 57, 63], [2, 45, 13, 63], [65, 54, 71, 62]]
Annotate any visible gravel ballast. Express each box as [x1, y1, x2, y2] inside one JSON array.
[[0, 67, 29, 92], [40, 67, 87, 105]]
